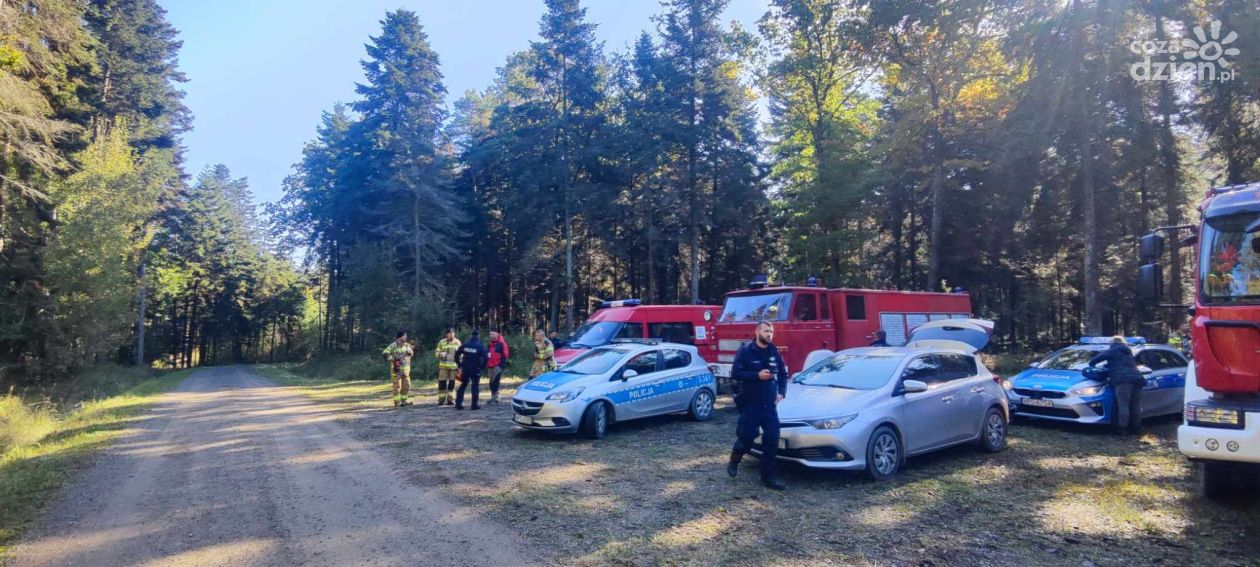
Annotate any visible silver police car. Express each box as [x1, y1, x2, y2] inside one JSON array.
[[511, 341, 717, 439], [753, 319, 1008, 480]]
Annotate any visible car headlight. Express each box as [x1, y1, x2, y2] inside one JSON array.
[[806, 414, 857, 430], [1001, 379, 1013, 390], [546, 388, 584, 402], [1070, 385, 1105, 397]]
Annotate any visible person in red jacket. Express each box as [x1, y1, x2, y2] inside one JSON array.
[[486, 330, 511, 404]]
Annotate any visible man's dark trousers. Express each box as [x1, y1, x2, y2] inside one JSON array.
[[733, 402, 781, 480], [456, 373, 482, 409], [1114, 382, 1143, 433]]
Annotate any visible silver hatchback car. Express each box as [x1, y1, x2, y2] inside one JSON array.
[[751, 319, 1008, 480]]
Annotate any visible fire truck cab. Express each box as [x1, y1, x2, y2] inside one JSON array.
[[711, 282, 973, 382], [1139, 182, 1260, 499], [554, 300, 721, 365]]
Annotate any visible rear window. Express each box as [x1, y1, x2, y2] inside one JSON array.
[[936, 354, 978, 381], [662, 349, 691, 369], [649, 322, 694, 344], [846, 296, 866, 320]]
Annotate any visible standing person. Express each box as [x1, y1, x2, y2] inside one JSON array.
[[870, 330, 889, 347], [1088, 336, 1146, 435], [455, 330, 489, 410], [486, 330, 511, 404], [382, 330, 415, 408], [530, 329, 556, 378], [434, 328, 461, 406], [726, 320, 789, 490]]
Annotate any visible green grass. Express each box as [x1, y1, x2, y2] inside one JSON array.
[[0, 367, 190, 557]]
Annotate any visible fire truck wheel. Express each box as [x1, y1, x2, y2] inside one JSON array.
[[1200, 461, 1259, 501]]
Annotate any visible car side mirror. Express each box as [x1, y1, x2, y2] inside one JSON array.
[[902, 380, 928, 394], [620, 369, 639, 381]]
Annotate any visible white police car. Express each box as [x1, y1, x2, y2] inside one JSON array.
[[1005, 337, 1188, 425], [511, 341, 717, 439]]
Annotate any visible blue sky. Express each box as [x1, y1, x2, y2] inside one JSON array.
[[163, 0, 770, 207]]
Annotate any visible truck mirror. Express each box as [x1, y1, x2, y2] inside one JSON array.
[[1138, 233, 1165, 262], [1137, 263, 1163, 301]]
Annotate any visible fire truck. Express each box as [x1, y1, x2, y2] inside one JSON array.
[[710, 278, 973, 381], [1138, 182, 1260, 499], [553, 300, 721, 365]]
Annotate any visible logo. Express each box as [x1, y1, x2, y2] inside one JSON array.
[[1130, 20, 1240, 82]]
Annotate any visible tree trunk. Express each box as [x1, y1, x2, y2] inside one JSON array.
[[1075, 0, 1102, 336], [1155, 13, 1185, 323], [134, 260, 146, 366]]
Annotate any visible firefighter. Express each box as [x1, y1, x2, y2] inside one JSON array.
[[726, 320, 788, 490], [455, 330, 489, 410], [1088, 336, 1145, 435], [434, 328, 461, 406], [382, 330, 415, 407], [530, 329, 556, 378], [486, 330, 511, 404], [870, 330, 889, 347]]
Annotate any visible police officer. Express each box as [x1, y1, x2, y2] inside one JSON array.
[[1088, 336, 1145, 435], [455, 330, 489, 410], [870, 330, 889, 347], [382, 330, 415, 407], [726, 320, 788, 490], [434, 328, 461, 406]]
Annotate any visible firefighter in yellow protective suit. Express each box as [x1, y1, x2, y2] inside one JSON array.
[[529, 329, 556, 378], [435, 328, 462, 405], [382, 330, 415, 407]]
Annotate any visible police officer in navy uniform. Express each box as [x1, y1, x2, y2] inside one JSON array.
[[454, 330, 490, 410], [726, 320, 789, 490]]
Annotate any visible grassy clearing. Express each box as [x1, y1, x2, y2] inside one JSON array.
[[266, 364, 1260, 566], [0, 366, 189, 556]]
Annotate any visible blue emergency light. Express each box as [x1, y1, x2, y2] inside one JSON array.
[[598, 299, 642, 309], [749, 275, 769, 289], [1079, 336, 1146, 346]]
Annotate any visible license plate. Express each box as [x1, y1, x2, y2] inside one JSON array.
[[514, 415, 532, 425], [1022, 398, 1054, 408]]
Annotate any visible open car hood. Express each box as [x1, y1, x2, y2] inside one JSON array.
[[905, 318, 993, 354]]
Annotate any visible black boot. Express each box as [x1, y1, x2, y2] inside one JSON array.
[[726, 450, 743, 478], [762, 475, 786, 491]]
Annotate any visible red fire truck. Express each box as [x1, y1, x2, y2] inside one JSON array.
[[1138, 182, 1260, 499], [710, 280, 973, 380], [553, 300, 721, 365]]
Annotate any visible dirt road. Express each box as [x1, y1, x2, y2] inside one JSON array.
[[8, 367, 536, 567]]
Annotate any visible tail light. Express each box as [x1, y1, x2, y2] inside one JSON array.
[[992, 374, 1002, 384]]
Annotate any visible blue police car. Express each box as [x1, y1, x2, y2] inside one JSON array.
[[1004, 337, 1187, 425]]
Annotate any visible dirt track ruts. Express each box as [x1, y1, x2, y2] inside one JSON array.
[[8, 366, 536, 567]]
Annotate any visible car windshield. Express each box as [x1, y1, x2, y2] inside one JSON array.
[[1200, 212, 1260, 305], [792, 352, 904, 390], [568, 321, 640, 348], [719, 292, 792, 323], [1038, 348, 1102, 371], [559, 348, 628, 375]]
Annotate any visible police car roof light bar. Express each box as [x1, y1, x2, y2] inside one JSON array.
[[1078, 336, 1147, 346]]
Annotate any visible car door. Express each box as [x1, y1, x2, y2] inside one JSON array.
[[657, 349, 698, 412], [613, 350, 663, 419], [1145, 349, 1187, 417], [896, 355, 954, 453], [1134, 350, 1169, 417], [935, 353, 988, 443]]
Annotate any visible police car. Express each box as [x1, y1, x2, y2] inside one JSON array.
[[1005, 337, 1188, 425], [511, 341, 717, 439]]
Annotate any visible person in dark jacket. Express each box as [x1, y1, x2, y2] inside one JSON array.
[[726, 320, 789, 490], [870, 330, 889, 347], [1088, 336, 1146, 434], [455, 330, 490, 410]]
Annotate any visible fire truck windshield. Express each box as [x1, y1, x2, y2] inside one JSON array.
[[569, 321, 642, 348], [719, 292, 792, 323], [1200, 212, 1260, 304]]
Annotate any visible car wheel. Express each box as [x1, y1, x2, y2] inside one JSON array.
[[865, 426, 901, 481], [579, 401, 610, 439], [980, 407, 1007, 453], [688, 389, 715, 421]]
